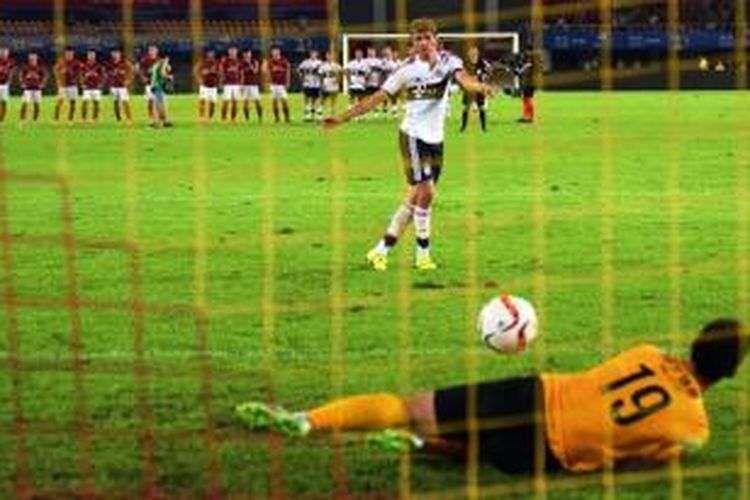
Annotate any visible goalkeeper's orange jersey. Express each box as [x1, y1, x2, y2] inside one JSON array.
[[541, 344, 709, 472]]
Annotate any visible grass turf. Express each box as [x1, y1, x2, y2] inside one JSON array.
[[0, 91, 748, 498]]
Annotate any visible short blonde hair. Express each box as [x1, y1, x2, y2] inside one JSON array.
[[410, 18, 438, 35]]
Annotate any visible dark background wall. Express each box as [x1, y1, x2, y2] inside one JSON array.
[[340, 0, 530, 32], [0, 0, 747, 91]]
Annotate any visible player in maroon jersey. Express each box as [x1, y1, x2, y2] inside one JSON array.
[[19, 52, 47, 122], [266, 46, 290, 123], [81, 50, 105, 122], [241, 48, 263, 123], [108, 49, 133, 123], [220, 46, 243, 122], [53, 47, 81, 122], [0, 47, 15, 122], [138, 44, 159, 120], [195, 49, 220, 121]]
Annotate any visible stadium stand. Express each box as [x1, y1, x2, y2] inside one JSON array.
[[0, 0, 742, 92], [545, 0, 734, 29]]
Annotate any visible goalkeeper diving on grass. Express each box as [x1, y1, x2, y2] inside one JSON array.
[[323, 18, 495, 272], [236, 318, 747, 474]]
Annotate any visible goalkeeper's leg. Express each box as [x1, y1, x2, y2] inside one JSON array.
[[237, 391, 438, 445]]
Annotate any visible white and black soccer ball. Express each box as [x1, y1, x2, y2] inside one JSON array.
[[477, 295, 538, 354]]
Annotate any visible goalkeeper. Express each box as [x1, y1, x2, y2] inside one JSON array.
[[149, 54, 173, 128], [237, 318, 747, 474]]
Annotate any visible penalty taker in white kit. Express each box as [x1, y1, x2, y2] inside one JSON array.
[[323, 18, 494, 271]]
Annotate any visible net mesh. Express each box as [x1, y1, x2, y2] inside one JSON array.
[[0, 0, 748, 498]]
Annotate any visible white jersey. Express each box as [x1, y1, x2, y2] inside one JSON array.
[[381, 57, 400, 81], [319, 61, 342, 93], [382, 51, 464, 144], [346, 58, 368, 90], [298, 58, 322, 89], [364, 57, 384, 88]]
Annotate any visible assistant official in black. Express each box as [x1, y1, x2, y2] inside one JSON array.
[[461, 46, 493, 132]]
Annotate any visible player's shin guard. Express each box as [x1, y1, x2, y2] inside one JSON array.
[[307, 393, 408, 431], [414, 206, 432, 251], [479, 108, 487, 131]]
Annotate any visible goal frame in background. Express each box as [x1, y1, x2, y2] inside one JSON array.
[[340, 32, 521, 92]]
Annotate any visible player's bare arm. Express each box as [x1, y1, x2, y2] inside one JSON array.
[[455, 69, 494, 96], [323, 89, 389, 128]]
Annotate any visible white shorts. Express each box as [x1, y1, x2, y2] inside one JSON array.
[[83, 89, 102, 101], [323, 85, 340, 96], [145, 85, 154, 101], [0, 84, 9, 101], [199, 86, 218, 102], [223, 85, 242, 101], [22, 90, 42, 103], [243, 85, 261, 101], [270, 84, 288, 100], [111, 87, 130, 102], [59, 86, 78, 100]]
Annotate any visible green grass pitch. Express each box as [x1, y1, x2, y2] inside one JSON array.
[[0, 91, 748, 498]]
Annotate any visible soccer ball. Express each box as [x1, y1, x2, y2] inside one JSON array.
[[477, 295, 538, 353]]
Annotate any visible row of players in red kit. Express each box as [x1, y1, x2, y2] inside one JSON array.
[[0, 49, 51, 122], [0, 46, 142, 124], [0, 44, 292, 125], [53, 47, 135, 123], [195, 46, 291, 123]]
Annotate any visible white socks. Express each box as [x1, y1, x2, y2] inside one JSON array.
[[373, 204, 432, 257], [386, 204, 415, 241], [413, 206, 432, 246], [374, 203, 414, 255]]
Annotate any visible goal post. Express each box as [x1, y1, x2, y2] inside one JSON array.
[[340, 32, 521, 92]]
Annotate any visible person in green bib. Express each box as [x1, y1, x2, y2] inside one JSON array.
[[149, 55, 173, 127]]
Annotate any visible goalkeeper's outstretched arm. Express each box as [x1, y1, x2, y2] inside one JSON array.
[[322, 90, 389, 128]]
